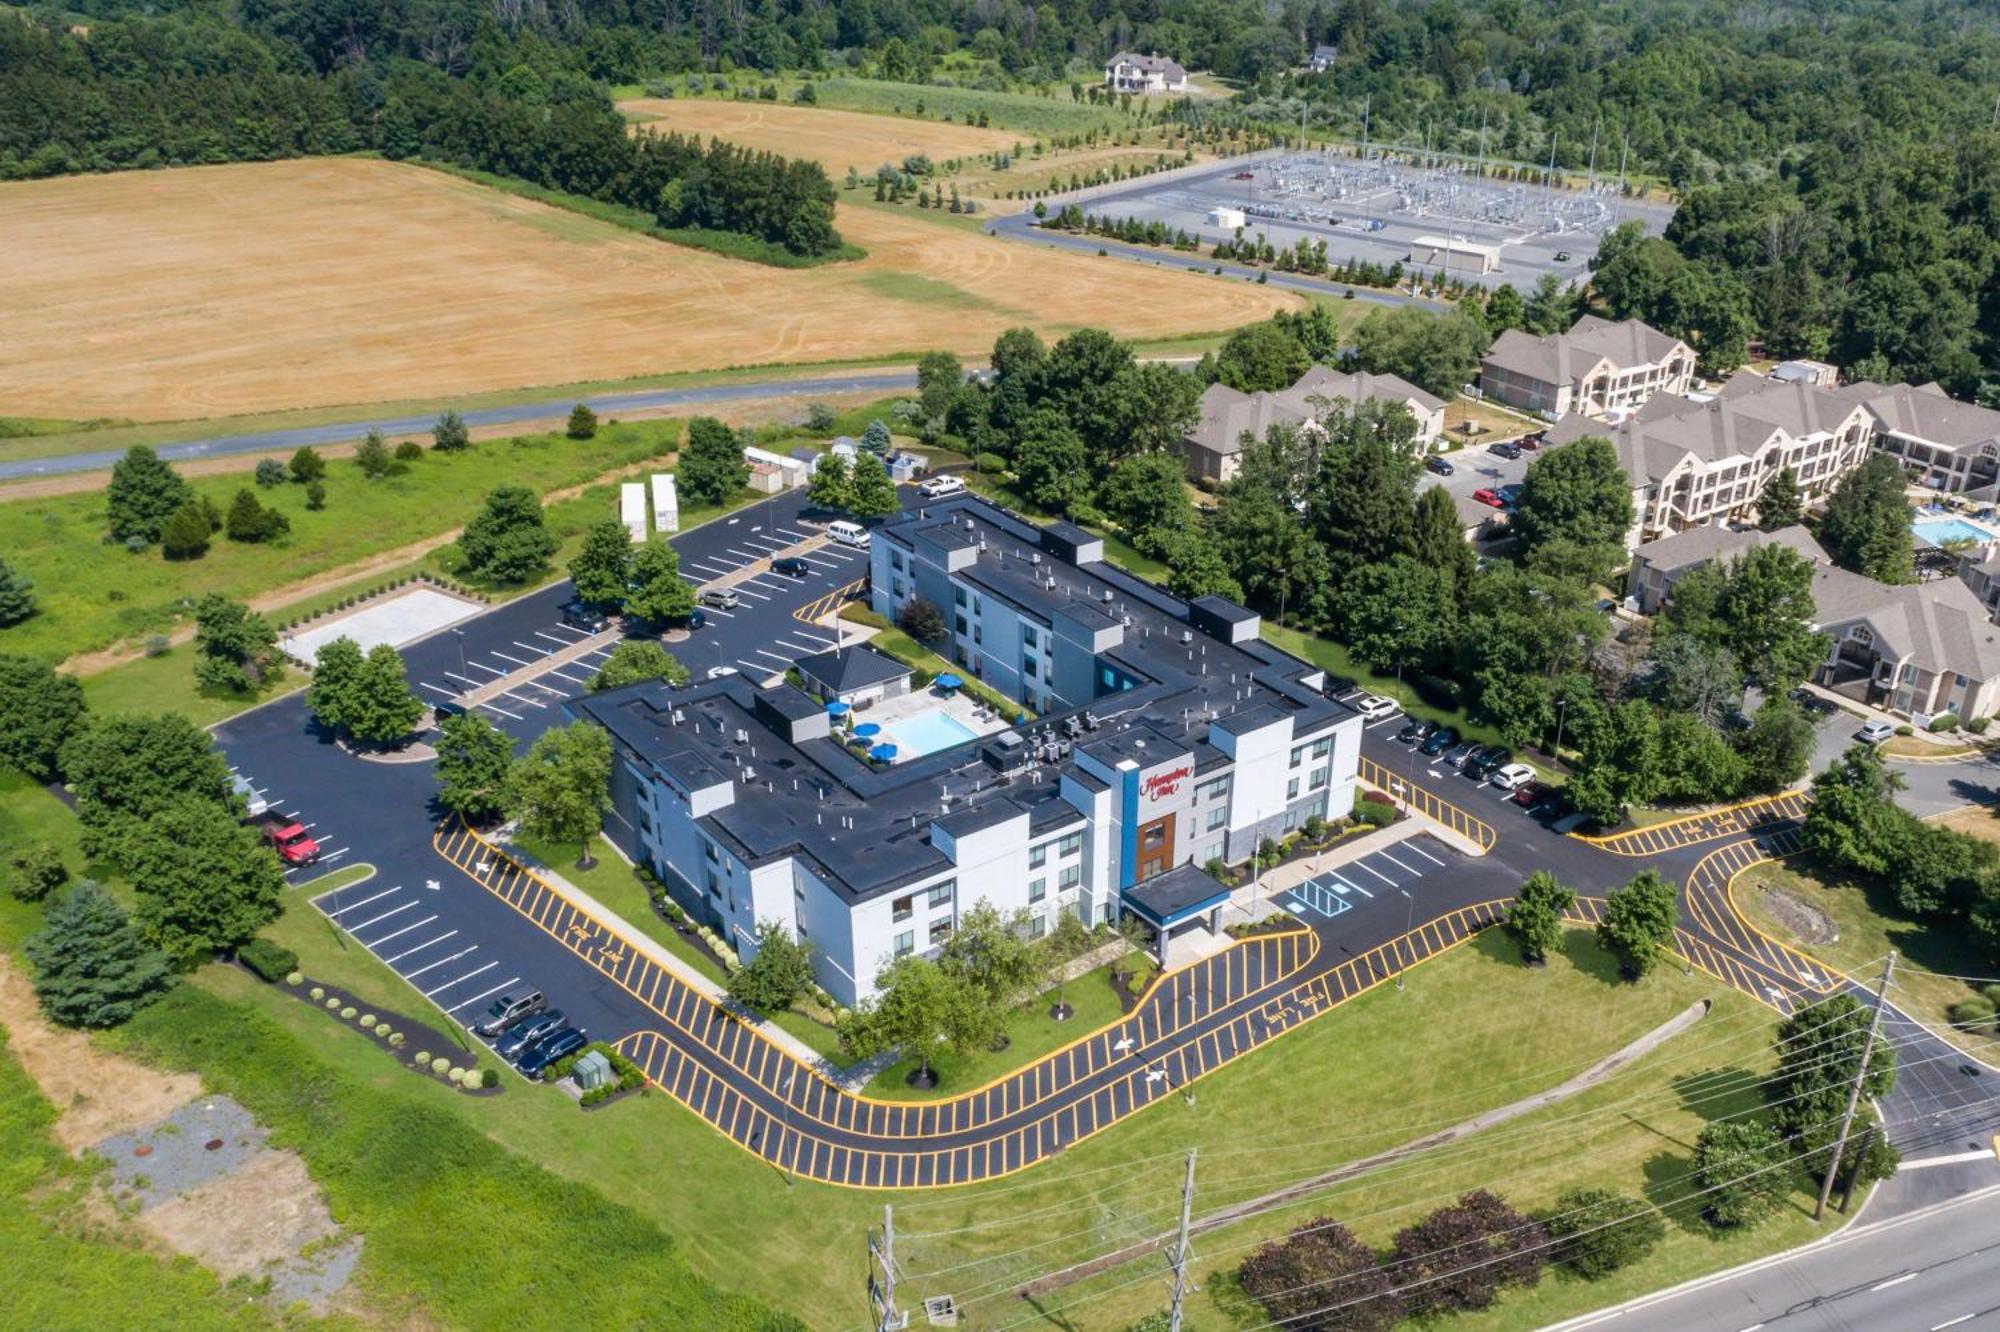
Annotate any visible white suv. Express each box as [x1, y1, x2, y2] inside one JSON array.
[[1489, 763, 1536, 791], [1353, 694, 1399, 721], [919, 474, 966, 499]]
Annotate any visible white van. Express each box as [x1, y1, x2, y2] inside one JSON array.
[[826, 520, 871, 548], [919, 474, 966, 499]]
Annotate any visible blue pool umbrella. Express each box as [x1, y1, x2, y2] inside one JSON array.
[[825, 700, 851, 716], [852, 722, 882, 738], [869, 743, 898, 761], [935, 673, 964, 690]]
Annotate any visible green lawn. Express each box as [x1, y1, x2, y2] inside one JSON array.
[[860, 954, 1133, 1099], [1737, 858, 1996, 1055], [0, 419, 681, 663], [810, 77, 1132, 137]]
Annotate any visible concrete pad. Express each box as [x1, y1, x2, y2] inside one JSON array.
[[282, 586, 483, 664]]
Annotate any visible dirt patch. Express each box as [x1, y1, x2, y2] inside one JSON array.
[[1932, 806, 2000, 844], [0, 953, 198, 1151], [1757, 885, 1839, 946], [0, 158, 1292, 421], [142, 1148, 361, 1308]]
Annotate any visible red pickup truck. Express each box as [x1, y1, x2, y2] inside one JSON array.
[[260, 819, 321, 867]]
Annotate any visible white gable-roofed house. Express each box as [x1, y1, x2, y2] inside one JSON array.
[[1479, 314, 1695, 420], [1104, 51, 1188, 94], [1181, 365, 1446, 484]]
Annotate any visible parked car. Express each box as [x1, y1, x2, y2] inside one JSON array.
[[1472, 488, 1505, 509], [769, 556, 810, 577], [431, 697, 468, 721], [230, 773, 270, 819], [474, 990, 546, 1038], [1425, 455, 1455, 476], [1490, 442, 1523, 460], [1514, 434, 1542, 452], [1788, 687, 1838, 718], [1858, 719, 1896, 744], [918, 474, 967, 499], [258, 818, 320, 867], [560, 600, 609, 633], [1353, 694, 1399, 721], [1489, 762, 1537, 791], [826, 520, 871, 548], [1554, 250, 1572, 262], [494, 1010, 565, 1059], [1444, 740, 1481, 769], [1509, 779, 1549, 808], [1398, 718, 1438, 745], [1528, 788, 1571, 822], [667, 608, 707, 632], [516, 1026, 588, 1078], [698, 586, 739, 610], [1419, 727, 1459, 757], [1496, 483, 1524, 508], [1466, 745, 1512, 779]]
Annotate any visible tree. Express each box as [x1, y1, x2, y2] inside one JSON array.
[[1507, 870, 1576, 964], [61, 712, 233, 861], [1652, 710, 1749, 803], [1757, 464, 1803, 530], [916, 350, 963, 433], [568, 519, 635, 607], [846, 452, 902, 519], [861, 418, 894, 455], [1213, 320, 1310, 391], [896, 598, 946, 644], [5, 841, 67, 903], [1738, 697, 1815, 792], [1484, 283, 1526, 332], [728, 920, 818, 1014], [938, 902, 1041, 1010], [1715, 545, 1826, 691], [105, 446, 193, 544], [1511, 437, 1634, 581], [0, 654, 87, 781], [1523, 273, 1580, 335], [1567, 700, 1661, 824], [566, 403, 598, 440], [589, 640, 690, 691], [1308, 406, 1421, 578], [625, 540, 696, 624], [1389, 1190, 1546, 1317], [24, 881, 173, 1027], [1596, 870, 1681, 979], [1349, 307, 1491, 398], [1692, 1120, 1791, 1228], [191, 594, 279, 694], [433, 711, 515, 826], [288, 446, 325, 483], [839, 954, 981, 1088], [459, 485, 558, 584], [1163, 527, 1244, 602], [1544, 1188, 1665, 1280], [1805, 745, 1908, 876], [355, 429, 393, 478], [0, 555, 35, 625], [343, 644, 425, 745], [1410, 485, 1476, 604], [1337, 556, 1455, 672], [160, 501, 212, 560], [1240, 1217, 1403, 1332], [432, 410, 470, 452], [1102, 451, 1196, 556], [224, 487, 289, 542], [1819, 454, 1914, 584], [807, 451, 851, 512], [1013, 408, 1092, 513], [305, 635, 363, 734], [508, 721, 613, 866], [305, 480, 327, 511], [124, 798, 285, 964], [1770, 994, 1896, 1149], [1640, 633, 1742, 726], [678, 416, 751, 505]]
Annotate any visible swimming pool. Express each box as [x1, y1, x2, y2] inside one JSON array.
[[1912, 516, 1996, 547], [889, 709, 981, 758]]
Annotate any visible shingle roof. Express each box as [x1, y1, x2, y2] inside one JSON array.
[[1107, 51, 1187, 79], [1811, 567, 2000, 682], [793, 645, 910, 693], [1840, 381, 2000, 454], [1481, 316, 1686, 386], [1185, 365, 1443, 458], [1632, 523, 1828, 575]]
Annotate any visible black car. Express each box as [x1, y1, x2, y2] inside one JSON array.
[[1491, 442, 1523, 460], [1528, 788, 1571, 822], [494, 1010, 565, 1059], [1419, 726, 1459, 757], [431, 697, 468, 721], [770, 556, 810, 577], [1397, 718, 1438, 745], [1465, 744, 1512, 779], [1787, 687, 1838, 718], [560, 600, 609, 633], [1425, 455, 1455, 476], [516, 1026, 587, 1078]]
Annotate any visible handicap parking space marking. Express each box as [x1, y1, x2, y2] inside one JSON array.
[[365, 914, 439, 949], [424, 959, 497, 999], [1284, 879, 1354, 919], [322, 884, 402, 916], [385, 929, 457, 965], [447, 975, 521, 1014]]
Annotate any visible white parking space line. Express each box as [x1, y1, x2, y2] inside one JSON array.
[[725, 546, 766, 561], [1365, 717, 1400, 729], [477, 701, 524, 721], [490, 650, 535, 667], [547, 668, 591, 685], [546, 622, 591, 639], [499, 691, 547, 710], [350, 900, 416, 933], [444, 670, 483, 688], [448, 976, 521, 1014], [1330, 872, 1372, 899], [730, 588, 771, 602], [800, 555, 843, 570], [466, 661, 506, 677], [366, 914, 439, 948], [424, 959, 498, 998], [325, 885, 401, 916], [319, 848, 350, 864], [740, 577, 786, 593], [386, 929, 457, 965], [1356, 859, 1398, 887], [737, 659, 777, 676], [534, 630, 573, 648], [1377, 849, 1421, 877], [576, 646, 614, 663], [772, 526, 808, 541], [687, 559, 737, 577], [406, 945, 479, 980], [511, 641, 556, 656], [699, 606, 736, 618], [754, 649, 794, 665], [520, 679, 568, 698], [774, 637, 825, 653], [1406, 841, 1447, 867], [419, 680, 458, 697], [742, 535, 787, 551]]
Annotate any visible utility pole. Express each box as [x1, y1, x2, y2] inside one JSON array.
[[1815, 951, 1895, 1221], [1167, 1150, 1198, 1332], [869, 1204, 906, 1331]]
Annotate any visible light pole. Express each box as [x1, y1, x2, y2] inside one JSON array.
[[1553, 697, 1570, 762], [451, 628, 468, 679], [1395, 888, 1413, 990]]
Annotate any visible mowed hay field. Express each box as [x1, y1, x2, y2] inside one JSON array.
[[619, 97, 1019, 174], [0, 158, 1295, 422]]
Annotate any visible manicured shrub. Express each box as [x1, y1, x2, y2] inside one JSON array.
[[359, 1015, 377, 1030], [309, 986, 325, 1001], [414, 1050, 431, 1065], [389, 1033, 406, 1048], [284, 971, 303, 986], [1930, 713, 1961, 732], [1949, 995, 1996, 1032], [431, 1056, 451, 1075], [1354, 799, 1396, 828], [325, 996, 341, 1010], [237, 937, 298, 983], [1544, 1188, 1664, 1279], [340, 1005, 358, 1021], [1895, 724, 1914, 736], [481, 1067, 499, 1089], [449, 1067, 467, 1084]]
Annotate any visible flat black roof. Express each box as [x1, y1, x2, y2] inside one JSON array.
[[1124, 864, 1231, 927]]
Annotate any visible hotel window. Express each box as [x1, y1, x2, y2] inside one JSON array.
[[1029, 843, 1048, 869], [955, 614, 968, 637], [928, 879, 955, 909], [1029, 916, 1047, 939], [954, 586, 967, 607], [1142, 824, 1166, 850], [929, 919, 954, 946], [1200, 776, 1230, 802], [1290, 747, 1304, 769], [1286, 777, 1300, 800], [1059, 832, 1083, 857], [1059, 865, 1082, 892], [1029, 878, 1047, 903], [892, 894, 915, 923], [893, 930, 914, 957], [1310, 767, 1329, 790], [1023, 625, 1038, 649], [1206, 806, 1227, 830], [1311, 738, 1330, 760]]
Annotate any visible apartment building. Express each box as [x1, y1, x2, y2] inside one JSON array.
[[1182, 364, 1447, 483], [1479, 315, 1694, 419]]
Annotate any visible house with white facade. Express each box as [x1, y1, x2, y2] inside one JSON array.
[[1182, 364, 1446, 484], [1848, 381, 2000, 499], [577, 497, 1360, 1005], [1479, 315, 1694, 419], [1104, 51, 1188, 94]]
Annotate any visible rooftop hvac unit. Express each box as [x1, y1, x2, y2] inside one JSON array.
[[1180, 630, 1193, 644], [1030, 552, 1042, 565], [671, 710, 685, 724], [1101, 589, 1114, 604]]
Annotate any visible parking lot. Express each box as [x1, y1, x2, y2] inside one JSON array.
[[1280, 833, 1459, 929]]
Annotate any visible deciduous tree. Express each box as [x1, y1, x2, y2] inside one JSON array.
[[61, 712, 233, 861], [728, 920, 818, 1014], [1595, 870, 1680, 979], [1544, 1188, 1664, 1279], [306, 635, 363, 734], [568, 519, 635, 607], [566, 403, 598, 440], [1507, 870, 1575, 964], [0, 654, 87, 781], [846, 451, 902, 519], [1389, 1190, 1546, 1317], [344, 644, 425, 745], [589, 640, 690, 691], [1213, 320, 1310, 391], [433, 711, 515, 826], [678, 416, 752, 504], [288, 446, 325, 483], [432, 410, 470, 452], [1511, 437, 1634, 582], [625, 540, 696, 625], [191, 594, 279, 694], [807, 451, 851, 512], [508, 721, 613, 867], [839, 954, 982, 1089], [354, 429, 393, 478], [1757, 465, 1803, 530], [1692, 1120, 1790, 1228], [124, 798, 286, 964], [1820, 454, 1914, 584], [1240, 1217, 1402, 1332]]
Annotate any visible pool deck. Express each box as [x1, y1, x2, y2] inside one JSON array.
[[855, 687, 1009, 759]]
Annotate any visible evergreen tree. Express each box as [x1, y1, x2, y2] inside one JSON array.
[[288, 446, 325, 483], [861, 419, 894, 454], [434, 711, 516, 826], [676, 417, 752, 505], [105, 446, 194, 544], [0, 554, 36, 625], [1820, 454, 1914, 584], [566, 403, 599, 440], [24, 881, 173, 1028], [432, 410, 471, 452], [1409, 484, 1476, 604], [1756, 464, 1803, 530], [160, 501, 212, 560], [568, 519, 635, 607], [354, 429, 393, 478], [253, 457, 287, 488], [224, 488, 289, 542]]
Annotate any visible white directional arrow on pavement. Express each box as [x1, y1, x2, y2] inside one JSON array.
[[425, 879, 441, 892], [1114, 1037, 1135, 1053]]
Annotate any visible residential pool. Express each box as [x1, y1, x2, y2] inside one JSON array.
[[888, 708, 980, 758], [1912, 516, 1996, 547]]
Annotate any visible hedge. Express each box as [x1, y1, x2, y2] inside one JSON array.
[[237, 937, 299, 983]]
